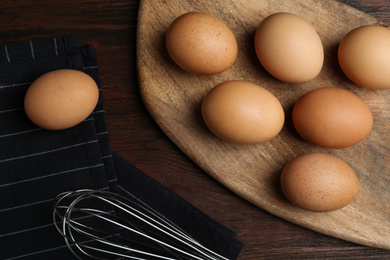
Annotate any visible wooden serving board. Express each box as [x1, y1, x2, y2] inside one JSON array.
[[136, 0, 390, 250]]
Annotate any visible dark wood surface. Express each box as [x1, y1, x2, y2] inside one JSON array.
[[1, 0, 389, 259]]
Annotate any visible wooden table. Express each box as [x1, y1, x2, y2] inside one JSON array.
[[1, 0, 389, 259]]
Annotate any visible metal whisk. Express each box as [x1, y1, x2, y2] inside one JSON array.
[[53, 189, 228, 260]]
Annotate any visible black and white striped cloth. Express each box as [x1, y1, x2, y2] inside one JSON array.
[[0, 35, 242, 260]]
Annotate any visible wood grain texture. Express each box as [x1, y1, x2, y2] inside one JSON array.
[[1, 0, 390, 259], [137, 0, 390, 252]]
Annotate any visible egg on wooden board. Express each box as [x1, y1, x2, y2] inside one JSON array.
[[254, 12, 324, 83], [201, 80, 285, 144], [292, 87, 373, 148], [281, 153, 359, 212], [24, 69, 99, 130], [166, 12, 238, 75], [338, 25, 390, 90]]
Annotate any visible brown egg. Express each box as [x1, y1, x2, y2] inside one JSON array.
[[166, 12, 238, 75], [254, 12, 324, 83], [201, 80, 285, 144], [281, 153, 359, 212], [292, 87, 373, 148], [338, 25, 390, 90], [24, 69, 99, 130]]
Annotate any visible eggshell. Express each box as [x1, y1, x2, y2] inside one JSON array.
[[24, 69, 99, 130], [338, 25, 390, 90], [201, 80, 285, 144], [292, 87, 373, 148], [254, 12, 324, 83], [166, 12, 238, 75], [281, 153, 359, 212]]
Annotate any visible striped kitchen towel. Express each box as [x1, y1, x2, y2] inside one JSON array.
[[0, 35, 242, 260]]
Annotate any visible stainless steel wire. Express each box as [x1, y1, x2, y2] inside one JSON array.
[[53, 189, 228, 260]]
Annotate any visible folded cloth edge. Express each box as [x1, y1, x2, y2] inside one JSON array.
[[112, 152, 243, 259]]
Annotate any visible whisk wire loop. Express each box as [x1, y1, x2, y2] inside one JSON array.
[[53, 189, 228, 260]]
